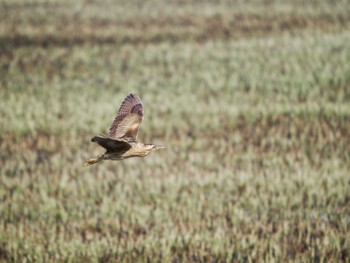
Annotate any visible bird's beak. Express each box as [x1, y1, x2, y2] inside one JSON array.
[[153, 145, 165, 151]]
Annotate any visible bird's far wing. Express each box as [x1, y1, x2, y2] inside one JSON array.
[[109, 93, 143, 141], [91, 135, 132, 152]]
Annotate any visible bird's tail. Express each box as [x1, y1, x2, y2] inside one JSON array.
[[84, 154, 104, 166]]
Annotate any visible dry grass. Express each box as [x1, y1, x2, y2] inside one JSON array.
[[0, 0, 350, 262]]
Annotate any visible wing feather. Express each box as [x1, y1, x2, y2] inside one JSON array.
[[91, 136, 132, 152], [109, 93, 143, 141]]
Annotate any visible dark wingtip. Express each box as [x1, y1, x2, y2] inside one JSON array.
[[91, 137, 97, 142], [129, 93, 136, 99]]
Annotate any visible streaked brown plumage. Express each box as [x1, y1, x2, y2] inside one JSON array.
[[85, 93, 164, 166]]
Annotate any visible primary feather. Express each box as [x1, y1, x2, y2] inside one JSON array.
[[91, 136, 131, 152], [109, 93, 143, 141]]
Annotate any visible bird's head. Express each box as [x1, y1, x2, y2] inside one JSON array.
[[141, 144, 165, 155]]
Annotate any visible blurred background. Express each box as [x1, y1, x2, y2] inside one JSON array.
[[0, 0, 349, 261]]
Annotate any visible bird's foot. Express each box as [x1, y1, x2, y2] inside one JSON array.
[[84, 154, 104, 166]]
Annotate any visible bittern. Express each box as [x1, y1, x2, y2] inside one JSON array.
[[85, 93, 164, 166]]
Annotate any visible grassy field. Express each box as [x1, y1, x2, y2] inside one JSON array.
[[1, 0, 350, 262]]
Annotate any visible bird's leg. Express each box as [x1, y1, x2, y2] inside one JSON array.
[[84, 153, 105, 166]]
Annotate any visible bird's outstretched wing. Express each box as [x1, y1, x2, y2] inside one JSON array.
[[109, 93, 143, 141], [91, 136, 132, 153]]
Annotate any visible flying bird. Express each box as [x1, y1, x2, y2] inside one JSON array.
[[85, 93, 164, 166]]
